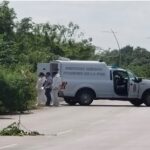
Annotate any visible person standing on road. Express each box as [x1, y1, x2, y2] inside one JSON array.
[[44, 72, 52, 106], [36, 72, 46, 106], [51, 71, 62, 106]]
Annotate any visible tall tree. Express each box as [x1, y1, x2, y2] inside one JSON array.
[[0, 1, 16, 40]]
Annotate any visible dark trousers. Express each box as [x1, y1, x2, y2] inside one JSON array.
[[45, 88, 51, 106]]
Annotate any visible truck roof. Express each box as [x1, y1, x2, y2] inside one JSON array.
[[108, 66, 126, 72], [54, 60, 106, 64]]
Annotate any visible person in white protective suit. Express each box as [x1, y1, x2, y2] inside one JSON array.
[[51, 71, 62, 106], [36, 72, 46, 105]]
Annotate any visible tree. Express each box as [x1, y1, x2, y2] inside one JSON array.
[[0, 1, 16, 40], [95, 45, 150, 78]]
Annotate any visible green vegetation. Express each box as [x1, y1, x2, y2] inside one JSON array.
[[0, 1, 95, 113], [0, 66, 36, 113], [0, 1, 150, 113], [0, 122, 42, 136], [95, 45, 150, 78]]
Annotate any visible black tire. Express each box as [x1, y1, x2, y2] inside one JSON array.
[[64, 98, 77, 105], [77, 89, 94, 106], [143, 92, 150, 106], [129, 99, 143, 106]]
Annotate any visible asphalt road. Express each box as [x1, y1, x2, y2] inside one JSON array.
[[0, 100, 150, 150]]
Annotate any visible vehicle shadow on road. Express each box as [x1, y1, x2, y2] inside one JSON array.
[[61, 104, 146, 108], [85, 104, 146, 107], [0, 111, 33, 117], [0, 117, 13, 119]]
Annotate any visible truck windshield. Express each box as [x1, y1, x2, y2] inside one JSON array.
[[128, 71, 137, 80]]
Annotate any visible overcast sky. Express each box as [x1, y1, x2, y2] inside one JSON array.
[[9, 1, 150, 51]]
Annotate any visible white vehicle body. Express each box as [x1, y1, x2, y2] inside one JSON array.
[[37, 60, 150, 106]]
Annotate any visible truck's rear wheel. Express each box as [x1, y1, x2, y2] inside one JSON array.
[[64, 98, 77, 105], [129, 99, 143, 106], [143, 92, 150, 106], [77, 89, 94, 106]]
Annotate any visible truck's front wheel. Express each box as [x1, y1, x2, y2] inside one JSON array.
[[77, 89, 94, 106], [143, 92, 150, 106], [64, 98, 77, 105]]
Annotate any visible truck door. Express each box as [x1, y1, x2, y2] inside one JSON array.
[[113, 70, 128, 96], [128, 71, 139, 98]]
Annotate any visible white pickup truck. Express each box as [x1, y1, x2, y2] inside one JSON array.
[[37, 60, 150, 106]]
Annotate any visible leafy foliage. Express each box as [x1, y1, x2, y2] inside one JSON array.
[[0, 1, 16, 40], [0, 1, 95, 112], [0, 122, 41, 136], [0, 66, 36, 112], [95, 45, 150, 78]]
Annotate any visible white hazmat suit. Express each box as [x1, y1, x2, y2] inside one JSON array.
[[36, 76, 46, 105], [51, 73, 62, 106]]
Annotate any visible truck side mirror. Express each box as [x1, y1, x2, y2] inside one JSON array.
[[134, 77, 142, 83], [137, 77, 142, 82]]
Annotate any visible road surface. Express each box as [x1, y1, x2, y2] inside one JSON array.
[[0, 100, 150, 150]]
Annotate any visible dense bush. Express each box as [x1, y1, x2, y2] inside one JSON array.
[[0, 66, 36, 113], [0, 1, 96, 113]]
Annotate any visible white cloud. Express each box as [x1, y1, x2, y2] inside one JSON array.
[[9, 1, 150, 51]]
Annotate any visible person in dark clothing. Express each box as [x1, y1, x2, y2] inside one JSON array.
[[43, 72, 52, 106]]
